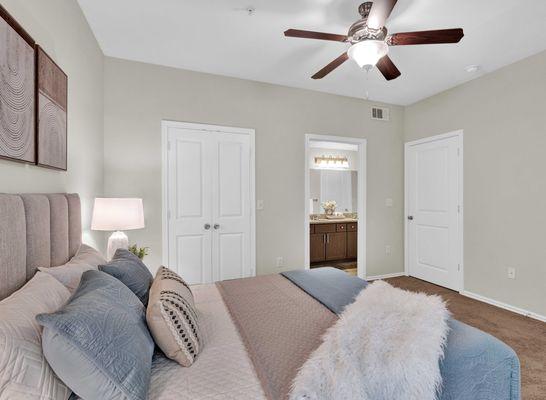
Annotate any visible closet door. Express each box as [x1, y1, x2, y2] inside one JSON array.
[[167, 128, 213, 284], [166, 124, 254, 284], [210, 132, 252, 281]]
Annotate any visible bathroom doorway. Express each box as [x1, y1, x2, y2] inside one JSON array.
[[304, 135, 367, 278]]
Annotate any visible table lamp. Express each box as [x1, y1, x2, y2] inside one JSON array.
[[91, 198, 145, 260]]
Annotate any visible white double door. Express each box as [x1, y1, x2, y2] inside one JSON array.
[[406, 133, 462, 291], [166, 124, 253, 284]]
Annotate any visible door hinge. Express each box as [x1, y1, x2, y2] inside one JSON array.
[[167, 210, 171, 219], [457, 148, 460, 156], [458, 264, 461, 271], [167, 141, 171, 151]]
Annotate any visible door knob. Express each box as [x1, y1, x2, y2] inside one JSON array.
[[204, 223, 211, 230], [407, 216, 414, 221], [213, 224, 220, 230]]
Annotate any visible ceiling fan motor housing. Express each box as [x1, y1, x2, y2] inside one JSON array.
[[349, 2, 388, 43]]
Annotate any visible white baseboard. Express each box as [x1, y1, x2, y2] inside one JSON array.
[[366, 272, 406, 281], [460, 290, 546, 323]]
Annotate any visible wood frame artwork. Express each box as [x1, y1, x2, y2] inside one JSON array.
[[0, 5, 36, 164], [36, 45, 67, 170]]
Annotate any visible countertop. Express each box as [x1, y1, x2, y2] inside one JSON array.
[[310, 218, 358, 225]]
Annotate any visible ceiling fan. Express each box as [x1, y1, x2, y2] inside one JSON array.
[[284, 0, 464, 81]]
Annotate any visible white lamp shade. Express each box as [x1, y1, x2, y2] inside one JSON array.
[[91, 198, 145, 231], [347, 40, 389, 68]]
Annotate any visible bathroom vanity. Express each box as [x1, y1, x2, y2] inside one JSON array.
[[310, 219, 357, 263]]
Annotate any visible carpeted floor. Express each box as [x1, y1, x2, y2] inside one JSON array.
[[383, 276, 546, 400]]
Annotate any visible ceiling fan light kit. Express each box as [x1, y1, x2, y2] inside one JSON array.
[[348, 40, 389, 69], [284, 0, 464, 81]]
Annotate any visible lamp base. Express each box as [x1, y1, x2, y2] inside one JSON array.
[[107, 231, 129, 260]]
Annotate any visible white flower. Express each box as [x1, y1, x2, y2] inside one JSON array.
[[321, 200, 337, 211]]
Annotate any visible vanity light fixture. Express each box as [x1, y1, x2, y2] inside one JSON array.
[[314, 155, 349, 169]]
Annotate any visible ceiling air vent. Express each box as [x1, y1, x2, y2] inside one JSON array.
[[371, 106, 390, 121]]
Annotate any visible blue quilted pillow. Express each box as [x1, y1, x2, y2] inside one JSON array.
[[36, 270, 154, 400], [99, 248, 154, 305]]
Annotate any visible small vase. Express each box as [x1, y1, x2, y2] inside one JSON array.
[[325, 208, 334, 216]]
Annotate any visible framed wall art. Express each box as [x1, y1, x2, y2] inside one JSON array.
[[36, 45, 67, 170], [0, 5, 36, 164]]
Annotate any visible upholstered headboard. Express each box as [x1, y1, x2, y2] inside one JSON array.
[[0, 193, 81, 300]]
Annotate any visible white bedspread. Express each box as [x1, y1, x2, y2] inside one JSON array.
[[148, 284, 265, 400]]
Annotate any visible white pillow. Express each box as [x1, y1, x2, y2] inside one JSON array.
[[0, 272, 71, 399], [39, 244, 106, 293]]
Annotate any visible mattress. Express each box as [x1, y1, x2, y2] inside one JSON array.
[[148, 284, 266, 400]]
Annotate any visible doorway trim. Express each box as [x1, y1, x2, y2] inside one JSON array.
[[404, 130, 464, 291], [161, 120, 256, 277], [304, 134, 367, 279]]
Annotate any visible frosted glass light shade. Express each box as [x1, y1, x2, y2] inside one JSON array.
[[348, 40, 389, 68], [91, 198, 145, 231]]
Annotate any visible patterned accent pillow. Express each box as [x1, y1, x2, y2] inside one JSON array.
[[0, 272, 71, 399], [146, 266, 202, 367], [99, 248, 153, 305], [36, 270, 154, 400], [39, 244, 107, 293]]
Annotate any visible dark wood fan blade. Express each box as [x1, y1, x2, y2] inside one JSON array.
[[312, 53, 349, 79], [376, 55, 401, 81], [367, 0, 398, 30], [284, 29, 348, 42], [389, 28, 464, 46]]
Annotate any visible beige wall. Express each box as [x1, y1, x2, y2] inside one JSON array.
[[0, 0, 105, 248], [104, 57, 405, 277], [404, 51, 546, 316]]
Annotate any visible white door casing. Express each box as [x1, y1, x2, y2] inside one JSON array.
[[304, 134, 367, 279], [405, 131, 463, 291], [163, 121, 255, 284]]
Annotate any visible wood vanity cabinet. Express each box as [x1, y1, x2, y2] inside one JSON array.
[[347, 222, 358, 259], [310, 221, 357, 263], [310, 233, 326, 262], [325, 232, 346, 260]]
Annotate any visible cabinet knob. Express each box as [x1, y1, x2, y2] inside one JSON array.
[[204, 224, 211, 230]]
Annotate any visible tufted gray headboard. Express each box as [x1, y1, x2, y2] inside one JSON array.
[[0, 193, 81, 300]]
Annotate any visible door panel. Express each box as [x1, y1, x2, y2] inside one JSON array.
[[218, 141, 243, 217], [347, 231, 357, 259], [407, 135, 460, 290], [175, 235, 210, 285], [310, 233, 325, 262], [218, 233, 244, 281], [176, 140, 204, 217], [325, 232, 346, 260]]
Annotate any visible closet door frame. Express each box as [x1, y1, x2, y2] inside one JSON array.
[[161, 120, 256, 280]]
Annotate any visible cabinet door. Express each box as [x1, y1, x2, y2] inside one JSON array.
[[310, 234, 326, 262], [325, 232, 346, 260], [347, 231, 357, 259]]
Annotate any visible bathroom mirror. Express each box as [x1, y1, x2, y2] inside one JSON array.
[[309, 169, 357, 214]]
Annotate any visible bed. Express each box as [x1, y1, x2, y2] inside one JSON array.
[[0, 193, 520, 400]]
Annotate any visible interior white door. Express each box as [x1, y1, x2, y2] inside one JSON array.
[[211, 132, 252, 282], [407, 134, 461, 290], [167, 128, 213, 284], [166, 125, 252, 284]]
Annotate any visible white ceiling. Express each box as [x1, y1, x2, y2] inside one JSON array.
[[78, 0, 546, 105]]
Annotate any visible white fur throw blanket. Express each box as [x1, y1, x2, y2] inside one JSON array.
[[289, 280, 450, 400]]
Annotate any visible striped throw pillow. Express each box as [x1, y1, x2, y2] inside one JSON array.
[[146, 267, 202, 366]]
